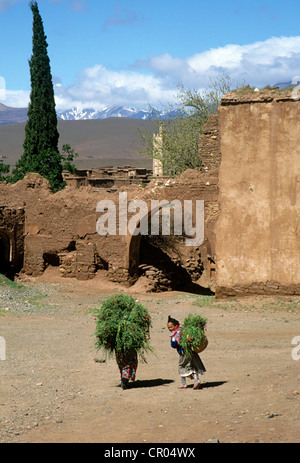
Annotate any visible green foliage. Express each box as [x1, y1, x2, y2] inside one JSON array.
[[9, 2, 78, 192], [180, 314, 207, 359], [137, 73, 232, 177], [23, 1, 59, 158], [0, 163, 10, 182], [0, 273, 22, 289], [94, 294, 153, 362], [11, 148, 65, 192], [61, 144, 78, 174], [9, 144, 77, 192]]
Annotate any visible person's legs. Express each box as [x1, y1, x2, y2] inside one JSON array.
[[178, 376, 187, 389], [193, 378, 201, 389], [116, 350, 138, 389], [121, 377, 129, 389]]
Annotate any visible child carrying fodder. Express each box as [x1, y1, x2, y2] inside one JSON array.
[[167, 314, 208, 389]]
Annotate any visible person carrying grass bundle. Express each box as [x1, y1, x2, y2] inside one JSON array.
[[167, 315, 206, 389], [95, 295, 153, 389]]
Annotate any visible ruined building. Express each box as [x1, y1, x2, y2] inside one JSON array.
[[0, 87, 299, 297]]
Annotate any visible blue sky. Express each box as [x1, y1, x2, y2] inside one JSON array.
[[1, 0, 300, 110]]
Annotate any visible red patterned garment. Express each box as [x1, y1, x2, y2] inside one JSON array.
[[116, 350, 138, 381]]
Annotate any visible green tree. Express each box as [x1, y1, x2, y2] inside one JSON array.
[[0, 163, 10, 182], [60, 144, 78, 174], [138, 73, 232, 177], [11, 1, 64, 191]]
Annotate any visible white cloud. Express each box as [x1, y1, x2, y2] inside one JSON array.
[[2, 89, 30, 108], [5, 35, 300, 109], [54, 64, 177, 110], [135, 35, 300, 89]]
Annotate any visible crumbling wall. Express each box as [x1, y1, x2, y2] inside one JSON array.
[[126, 167, 219, 290], [198, 113, 221, 172], [0, 167, 218, 291], [196, 113, 221, 284], [216, 88, 300, 297], [63, 165, 153, 190]]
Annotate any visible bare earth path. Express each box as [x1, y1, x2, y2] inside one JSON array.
[[1, 268, 300, 444]]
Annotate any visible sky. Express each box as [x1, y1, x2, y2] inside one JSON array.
[[1, 0, 300, 111]]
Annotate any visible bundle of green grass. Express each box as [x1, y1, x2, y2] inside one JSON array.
[[180, 314, 208, 359], [94, 294, 153, 362]]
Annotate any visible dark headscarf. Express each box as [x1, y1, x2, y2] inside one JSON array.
[[168, 315, 180, 326]]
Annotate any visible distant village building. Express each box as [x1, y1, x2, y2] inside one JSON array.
[[63, 165, 154, 191], [152, 127, 164, 177]]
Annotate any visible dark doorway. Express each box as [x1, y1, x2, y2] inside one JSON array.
[[139, 235, 189, 290], [139, 235, 213, 294], [0, 231, 12, 277], [43, 252, 60, 268]]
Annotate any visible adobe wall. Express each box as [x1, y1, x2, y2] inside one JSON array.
[[198, 113, 221, 172], [0, 166, 218, 291], [215, 88, 300, 297]]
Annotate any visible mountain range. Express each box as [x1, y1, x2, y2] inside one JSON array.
[[0, 80, 294, 126], [0, 103, 28, 125], [0, 103, 166, 125], [58, 105, 151, 121]]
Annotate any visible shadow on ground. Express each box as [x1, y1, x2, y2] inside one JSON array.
[[121, 378, 174, 389], [192, 380, 227, 390]]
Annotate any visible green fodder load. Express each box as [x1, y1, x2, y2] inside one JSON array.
[[94, 294, 153, 362], [180, 314, 208, 359]]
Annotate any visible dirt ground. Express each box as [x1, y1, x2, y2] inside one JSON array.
[[1, 267, 300, 444]]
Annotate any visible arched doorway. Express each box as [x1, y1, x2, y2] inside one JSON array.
[[139, 234, 193, 291], [127, 206, 210, 294]]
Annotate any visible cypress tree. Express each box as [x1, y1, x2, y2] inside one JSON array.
[[12, 1, 64, 191]]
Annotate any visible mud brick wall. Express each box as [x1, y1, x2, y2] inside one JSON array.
[[215, 88, 300, 297], [0, 168, 218, 287], [198, 114, 221, 172]]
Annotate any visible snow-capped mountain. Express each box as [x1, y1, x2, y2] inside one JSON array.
[[0, 103, 176, 125], [57, 105, 151, 121]]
